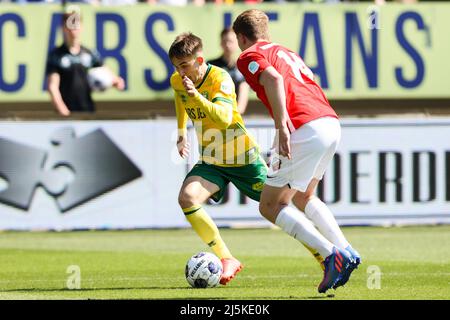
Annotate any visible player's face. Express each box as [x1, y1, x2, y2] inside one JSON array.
[[63, 23, 82, 43], [62, 14, 82, 43], [172, 55, 203, 83], [221, 32, 238, 56]]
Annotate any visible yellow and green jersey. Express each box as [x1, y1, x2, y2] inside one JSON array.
[[171, 64, 259, 167]]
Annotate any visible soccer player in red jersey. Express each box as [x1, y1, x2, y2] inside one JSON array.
[[233, 9, 361, 293]]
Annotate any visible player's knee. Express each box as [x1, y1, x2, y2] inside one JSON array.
[[259, 201, 279, 222], [258, 202, 268, 218], [178, 190, 197, 209], [293, 194, 315, 212], [292, 196, 307, 212]]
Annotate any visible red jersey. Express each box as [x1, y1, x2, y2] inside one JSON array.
[[237, 41, 337, 131]]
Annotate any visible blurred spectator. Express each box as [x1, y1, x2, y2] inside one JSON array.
[[272, 0, 419, 3], [371, 0, 419, 4], [145, 0, 238, 5], [100, 0, 137, 4], [12, 0, 99, 3], [46, 12, 125, 117], [208, 28, 250, 114], [3, 0, 422, 3], [145, 0, 188, 5], [281, 0, 339, 3], [341, 0, 418, 3]]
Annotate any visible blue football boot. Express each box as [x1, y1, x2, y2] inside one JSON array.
[[333, 245, 361, 289], [318, 247, 352, 294]]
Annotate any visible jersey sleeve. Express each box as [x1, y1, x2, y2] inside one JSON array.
[[211, 71, 235, 109], [174, 93, 188, 137], [190, 71, 234, 128], [234, 69, 245, 87], [45, 51, 60, 76], [171, 75, 188, 137], [237, 51, 271, 86], [91, 49, 104, 68]]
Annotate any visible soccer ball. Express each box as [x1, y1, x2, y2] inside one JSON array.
[[87, 67, 113, 92], [185, 252, 223, 288]]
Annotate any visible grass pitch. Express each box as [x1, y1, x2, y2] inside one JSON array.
[[0, 226, 449, 300]]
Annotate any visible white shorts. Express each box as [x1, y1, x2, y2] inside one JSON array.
[[266, 117, 341, 192]]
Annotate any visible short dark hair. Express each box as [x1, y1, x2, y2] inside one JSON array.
[[168, 32, 203, 61], [220, 27, 234, 39]]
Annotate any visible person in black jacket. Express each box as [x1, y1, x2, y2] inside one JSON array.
[[46, 12, 124, 116], [208, 28, 250, 114]]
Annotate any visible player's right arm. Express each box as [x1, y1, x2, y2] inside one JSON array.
[[47, 72, 71, 117], [259, 67, 291, 159], [172, 75, 190, 159], [175, 96, 190, 159], [238, 50, 291, 159]]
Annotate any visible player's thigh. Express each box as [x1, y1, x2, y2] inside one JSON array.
[[179, 175, 221, 206], [259, 184, 297, 223], [283, 117, 340, 192]]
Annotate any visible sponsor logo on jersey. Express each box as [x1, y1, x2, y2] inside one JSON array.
[[248, 61, 260, 74]]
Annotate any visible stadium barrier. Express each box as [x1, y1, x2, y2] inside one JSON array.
[[0, 118, 449, 231], [0, 3, 449, 102]]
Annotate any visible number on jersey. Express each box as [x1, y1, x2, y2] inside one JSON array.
[[260, 43, 314, 84], [277, 51, 314, 83]]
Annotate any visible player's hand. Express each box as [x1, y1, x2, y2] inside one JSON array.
[[182, 76, 197, 97], [60, 109, 71, 117], [113, 76, 126, 91], [278, 126, 291, 160], [177, 135, 190, 159], [57, 105, 71, 117]]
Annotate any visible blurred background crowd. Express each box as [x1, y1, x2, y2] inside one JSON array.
[[0, 0, 427, 6]]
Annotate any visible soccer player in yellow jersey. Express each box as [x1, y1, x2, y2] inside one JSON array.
[[169, 32, 265, 285], [169, 33, 324, 285]]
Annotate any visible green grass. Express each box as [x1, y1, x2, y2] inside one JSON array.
[[0, 226, 449, 300]]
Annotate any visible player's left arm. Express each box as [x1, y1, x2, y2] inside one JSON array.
[[102, 66, 125, 91], [237, 81, 249, 115], [91, 49, 125, 91]]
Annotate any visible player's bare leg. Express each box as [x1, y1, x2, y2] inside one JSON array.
[[178, 176, 243, 285], [178, 175, 220, 209], [259, 184, 296, 223]]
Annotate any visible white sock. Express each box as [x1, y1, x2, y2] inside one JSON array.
[[304, 197, 350, 250], [275, 206, 334, 258]]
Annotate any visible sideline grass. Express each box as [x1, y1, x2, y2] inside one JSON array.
[[0, 226, 449, 300]]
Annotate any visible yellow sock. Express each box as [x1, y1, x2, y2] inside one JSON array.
[[183, 205, 233, 259], [303, 243, 325, 271]]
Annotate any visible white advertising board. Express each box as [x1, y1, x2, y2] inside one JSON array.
[[0, 118, 448, 230]]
